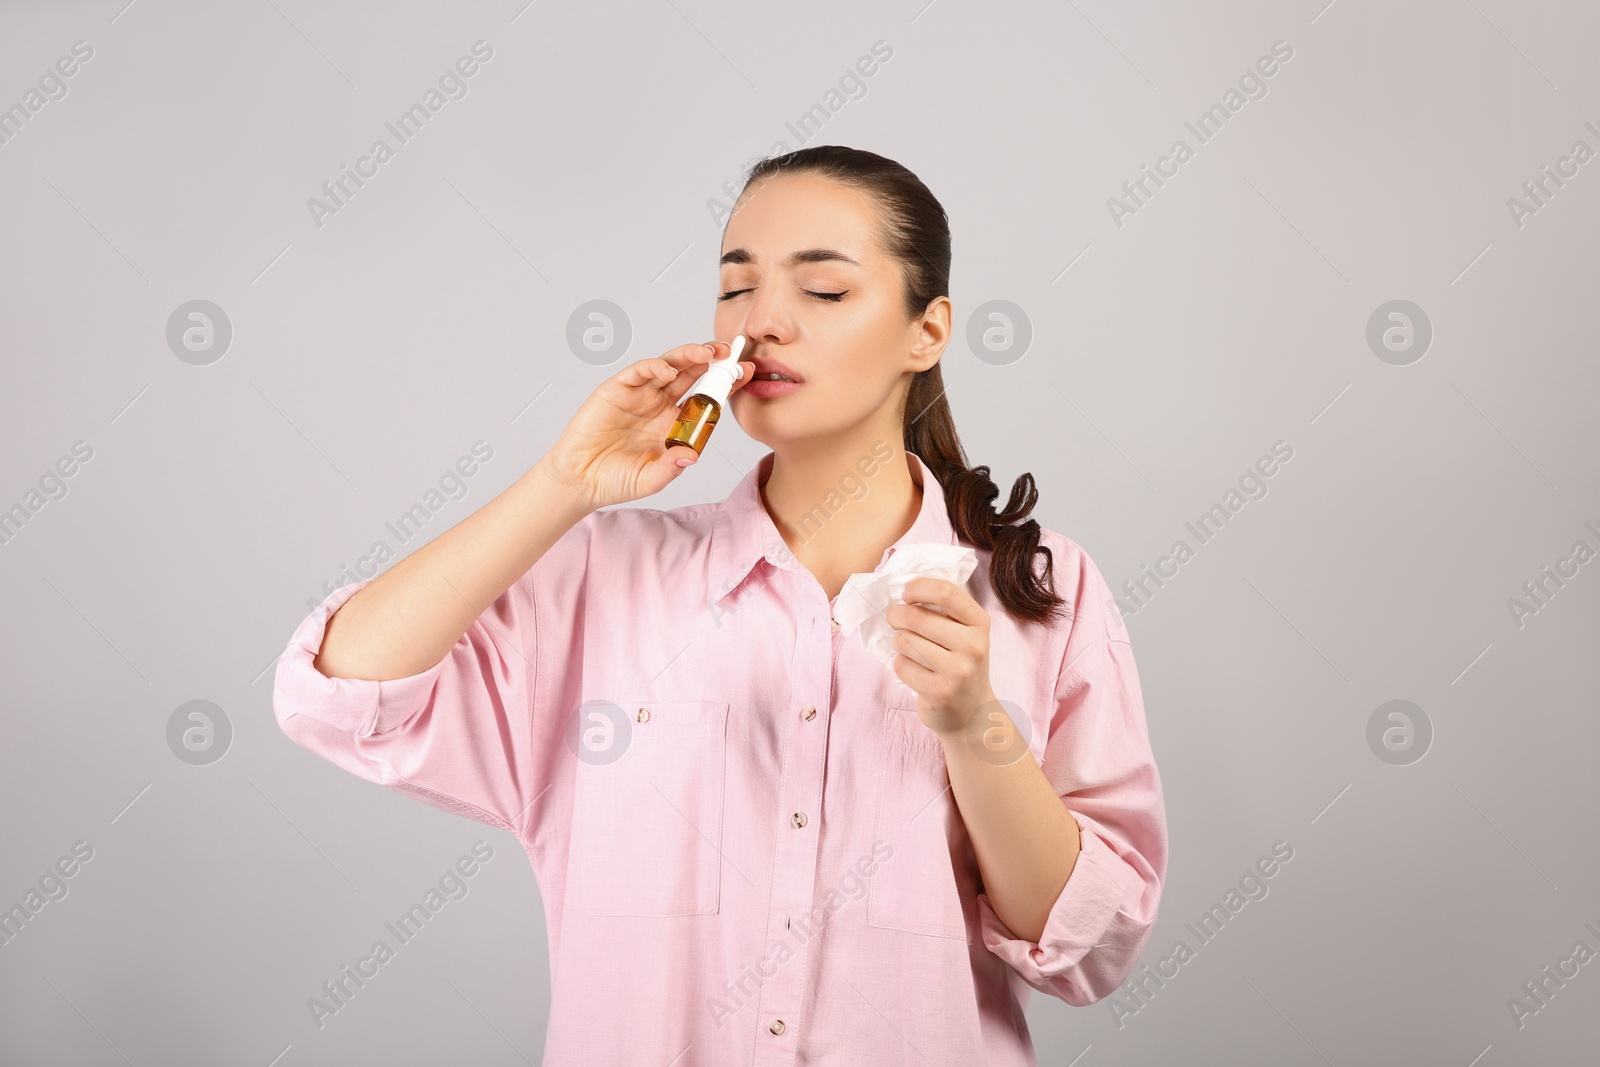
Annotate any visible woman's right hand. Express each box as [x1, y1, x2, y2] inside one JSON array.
[[535, 340, 751, 512]]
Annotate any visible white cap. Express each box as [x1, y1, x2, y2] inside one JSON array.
[[685, 335, 746, 407]]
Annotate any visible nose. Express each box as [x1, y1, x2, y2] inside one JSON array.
[[735, 287, 795, 349]]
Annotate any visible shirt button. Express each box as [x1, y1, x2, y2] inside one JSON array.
[[801, 706, 816, 721], [769, 1019, 786, 1035], [830, 617, 840, 633], [636, 707, 650, 723], [791, 811, 807, 828]]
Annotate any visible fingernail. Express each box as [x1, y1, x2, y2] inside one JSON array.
[[676, 455, 696, 467]]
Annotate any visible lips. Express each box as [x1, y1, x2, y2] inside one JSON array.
[[747, 356, 804, 384]]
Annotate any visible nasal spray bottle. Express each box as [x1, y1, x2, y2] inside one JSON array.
[[666, 335, 746, 457]]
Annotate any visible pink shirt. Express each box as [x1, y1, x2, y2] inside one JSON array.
[[274, 449, 1166, 1066]]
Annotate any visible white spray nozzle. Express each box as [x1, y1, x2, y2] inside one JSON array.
[[687, 335, 747, 407]]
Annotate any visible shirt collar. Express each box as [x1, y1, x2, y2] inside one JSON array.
[[708, 449, 958, 604]]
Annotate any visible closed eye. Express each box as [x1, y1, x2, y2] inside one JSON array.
[[718, 288, 848, 302]]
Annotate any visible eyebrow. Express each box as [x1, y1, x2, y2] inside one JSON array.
[[720, 247, 860, 267]]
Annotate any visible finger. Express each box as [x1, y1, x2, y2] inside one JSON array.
[[662, 357, 727, 406], [629, 439, 699, 500], [616, 344, 715, 404], [656, 439, 699, 474], [898, 577, 985, 627], [612, 356, 685, 392], [889, 603, 966, 652], [662, 344, 750, 406], [893, 628, 950, 674], [611, 346, 721, 403], [890, 647, 937, 690], [701, 337, 754, 396], [658, 341, 720, 372]]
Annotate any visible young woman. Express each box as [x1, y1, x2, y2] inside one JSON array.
[[275, 145, 1166, 1065]]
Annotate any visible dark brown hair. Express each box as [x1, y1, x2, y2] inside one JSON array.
[[737, 145, 1068, 626]]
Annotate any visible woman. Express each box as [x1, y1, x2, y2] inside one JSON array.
[[274, 145, 1166, 1065]]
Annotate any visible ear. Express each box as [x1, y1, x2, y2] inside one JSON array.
[[908, 295, 952, 373]]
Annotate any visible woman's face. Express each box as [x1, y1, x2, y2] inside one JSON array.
[[715, 172, 947, 452]]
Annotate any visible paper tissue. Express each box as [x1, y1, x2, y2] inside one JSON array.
[[832, 542, 979, 674]]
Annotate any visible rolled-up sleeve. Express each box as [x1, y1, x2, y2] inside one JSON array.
[[272, 518, 592, 838], [977, 552, 1167, 1007]]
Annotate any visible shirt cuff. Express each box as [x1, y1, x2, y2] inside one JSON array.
[[274, 578, 455, 738], [976, 809, 1143, 998]]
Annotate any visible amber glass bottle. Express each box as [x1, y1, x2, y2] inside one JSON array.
[[666, 336, 745, 456]]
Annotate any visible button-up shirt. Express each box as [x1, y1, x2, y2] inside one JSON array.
[[273, 449, 1167, 1066]]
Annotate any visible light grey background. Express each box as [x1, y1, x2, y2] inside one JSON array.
[[3, 1, 1597, 1064]]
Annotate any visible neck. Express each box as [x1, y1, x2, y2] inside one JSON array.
[[759, 435, 922, 570]]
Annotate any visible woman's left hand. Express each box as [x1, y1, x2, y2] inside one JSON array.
[[885, 577, 998, 739]]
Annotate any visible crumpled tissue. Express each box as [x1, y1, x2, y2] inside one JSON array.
[[833, 541, 979, 674]]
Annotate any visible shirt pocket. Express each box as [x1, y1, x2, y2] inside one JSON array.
[[565, 699, 729, 917], [866, 706, 972, 942]]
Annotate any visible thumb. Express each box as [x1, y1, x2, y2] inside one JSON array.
[[666, 442, 699, 469], [647, 443, 699, 490]]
